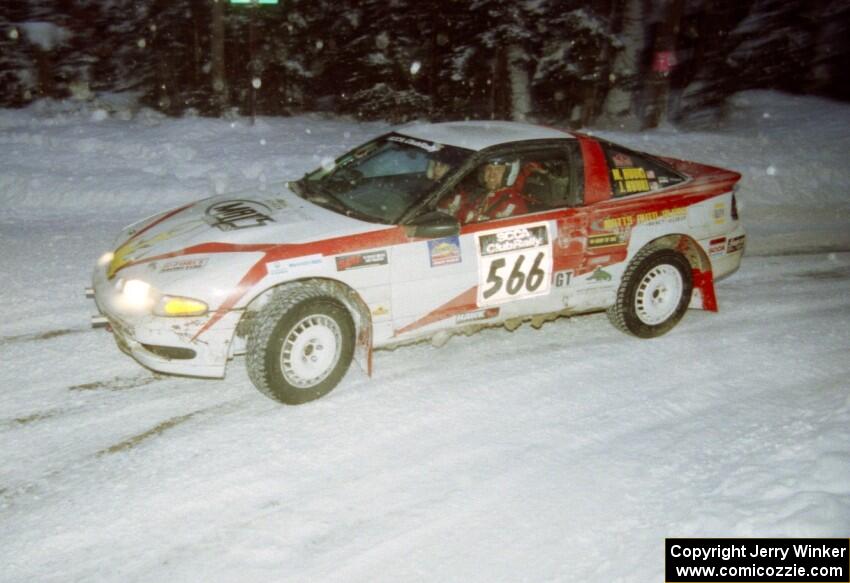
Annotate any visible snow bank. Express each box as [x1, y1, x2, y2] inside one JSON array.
[[0, 100, 386, 220]]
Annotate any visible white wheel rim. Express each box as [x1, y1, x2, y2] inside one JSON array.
[[280, 314, 342, 389], [634, 264, 684, 325]]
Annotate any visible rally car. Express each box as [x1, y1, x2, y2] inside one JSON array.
[[90, 121, 745, 404]]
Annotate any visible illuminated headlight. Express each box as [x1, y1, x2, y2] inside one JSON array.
[[121, 279, 153, 308], [154, 296, 208, 317]]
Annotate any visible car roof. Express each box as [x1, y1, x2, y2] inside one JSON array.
[[396, 121, 573, 151]]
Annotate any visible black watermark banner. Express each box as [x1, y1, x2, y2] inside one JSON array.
[[666, 538, 849, 582]]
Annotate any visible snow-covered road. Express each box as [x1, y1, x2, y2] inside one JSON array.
[[1, 91, 848, 582], [2, 235, 849, 581]]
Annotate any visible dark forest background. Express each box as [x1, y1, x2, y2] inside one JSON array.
[[2, 0, 848, 127]]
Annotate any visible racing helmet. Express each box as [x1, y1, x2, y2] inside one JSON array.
[[479, 156, 520, 189]]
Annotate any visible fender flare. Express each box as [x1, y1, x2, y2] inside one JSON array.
[[639, 233, 717, 312]]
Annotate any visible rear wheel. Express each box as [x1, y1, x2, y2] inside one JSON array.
[[247, 288, 354, 405], [607, 248, 693, 338]]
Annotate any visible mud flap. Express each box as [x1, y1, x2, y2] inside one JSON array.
[[353, 320, 373, 377], [689, 268, 718, 312]]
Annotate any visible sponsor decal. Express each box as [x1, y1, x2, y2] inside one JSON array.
[[206, 199, 275, 231], [612, 152, 633, 167], [335, 250, 388, 271], [588, 233, 623, 248], [476, 223, 552, 307], [455, 307, 499, 324], [602, 216, 634, 230], [108, 220, 206, 279], [708, 237, 727, 256], [428, 236, 462, 267], [478, 225, 548, 257], [265, 198, 288, 210], [611, 167, 649, 194], [159, 257, 209, 273], [267, 254, 323, 275], [371, 305, 390, 317], [387, 135, 442, 153], [601, 207, 686, 231], [713, 202, 726, 224], [588, 267, 612, 282], [554, 270, 573, 287], [727, 234, 746, 253]]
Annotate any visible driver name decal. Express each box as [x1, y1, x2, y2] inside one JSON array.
[[206, 200, 274, 231]]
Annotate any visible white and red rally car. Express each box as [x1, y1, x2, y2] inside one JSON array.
[[91, 121, 745, 404]]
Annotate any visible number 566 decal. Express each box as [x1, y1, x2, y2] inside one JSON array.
[[476, 223, 553, 306]]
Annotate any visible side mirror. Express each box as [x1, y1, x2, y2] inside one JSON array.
[[404, 211, 460, 239]]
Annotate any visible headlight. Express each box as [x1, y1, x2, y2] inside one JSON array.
[[154, 296, 208, 317], [121, 279, 153, 309]]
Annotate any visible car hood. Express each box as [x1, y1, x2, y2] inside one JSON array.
[[107, 183, 386, 279]]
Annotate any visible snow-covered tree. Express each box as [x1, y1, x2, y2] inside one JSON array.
[[530, 2, 618, 126], [601, 0, 645, 122]]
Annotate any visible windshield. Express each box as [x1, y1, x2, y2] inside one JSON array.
[[299, 134, 472, 223]]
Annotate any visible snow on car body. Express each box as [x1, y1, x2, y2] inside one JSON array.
[[91, 121, 745, 403]]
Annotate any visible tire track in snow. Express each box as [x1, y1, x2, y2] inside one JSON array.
[[68, 372, 166, 392], [95, 396, 253, 456], [1, 397, 252, 510], [0, 327, 90, 346]]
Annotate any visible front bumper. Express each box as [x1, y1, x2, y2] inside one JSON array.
[[91, 263, 240, 379]]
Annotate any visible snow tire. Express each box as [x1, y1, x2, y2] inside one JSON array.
[[607, 247, 693, 338], [246, 283, 354, 405]]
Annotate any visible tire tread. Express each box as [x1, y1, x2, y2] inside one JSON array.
[[607, 246, 692, 338], [246, 282, 351, 403]]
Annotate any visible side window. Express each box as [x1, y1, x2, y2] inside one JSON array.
[[518, 147, 582, 210], [604, 145, 685, 197], [436, 146, 580, 225]]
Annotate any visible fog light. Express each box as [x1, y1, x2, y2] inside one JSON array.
[[155, 296, 208, 317]]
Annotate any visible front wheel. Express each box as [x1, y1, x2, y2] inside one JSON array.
[[607, 248, 693, 338], [247, 292, 354, 405]]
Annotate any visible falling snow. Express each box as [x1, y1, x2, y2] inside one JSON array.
[[0, 90, 848, 582]]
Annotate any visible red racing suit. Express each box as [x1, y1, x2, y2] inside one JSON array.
[[439, 162, 542, 224]]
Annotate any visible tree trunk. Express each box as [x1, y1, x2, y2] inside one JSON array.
[[602, 0, 645, 120], [210, 0, 228, 112], [34, 48, 54, 98], [492, 46, 511, 119], [507, 45, 531, 121]]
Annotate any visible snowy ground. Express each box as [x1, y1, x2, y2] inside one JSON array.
[[1, 92, 848, 582]]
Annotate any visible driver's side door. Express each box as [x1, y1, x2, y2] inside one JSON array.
[[390, 142, 582, 340]]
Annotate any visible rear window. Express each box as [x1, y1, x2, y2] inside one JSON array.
[[603, 144, 686, 197]]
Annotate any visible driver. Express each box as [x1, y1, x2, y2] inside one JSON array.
[[440, 157, 537, 224]]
